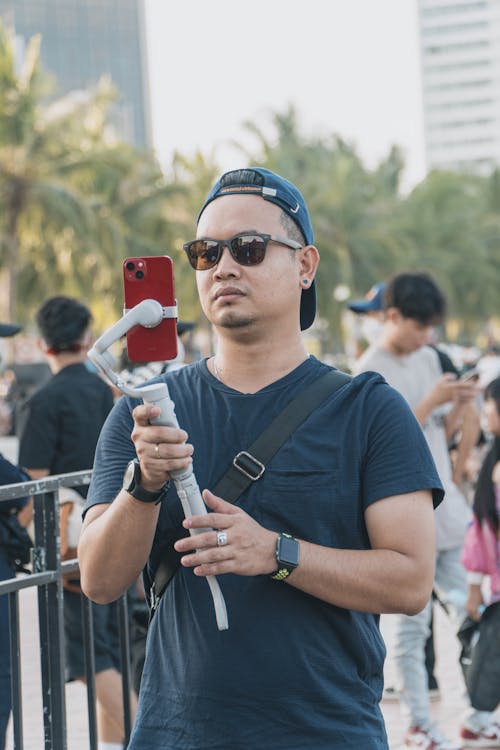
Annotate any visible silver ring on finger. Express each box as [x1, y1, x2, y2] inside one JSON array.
[[216, 530, 228, 547]]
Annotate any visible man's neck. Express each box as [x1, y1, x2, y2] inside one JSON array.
[[212, 335, 309, 393], [47, 352, 87, 375], [377, 332, 406, 358]]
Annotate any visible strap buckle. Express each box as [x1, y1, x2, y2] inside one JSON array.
[[232, 451, 265, 481]]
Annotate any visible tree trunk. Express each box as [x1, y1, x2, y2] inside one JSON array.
[[5, 187, 23, 322]]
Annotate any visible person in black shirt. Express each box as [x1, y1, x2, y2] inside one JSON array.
[[18, 297, 134, 750]]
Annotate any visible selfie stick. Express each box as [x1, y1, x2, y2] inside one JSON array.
[[88, 299, 229, 631]]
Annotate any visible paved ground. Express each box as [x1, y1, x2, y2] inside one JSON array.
[[4, 587, 499, 749], [380, 607, 500, 749], [2, 436, 499, 748]]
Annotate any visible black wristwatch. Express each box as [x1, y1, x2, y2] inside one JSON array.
[[270, 533, 300, 581], [123, 459, 169, 504]]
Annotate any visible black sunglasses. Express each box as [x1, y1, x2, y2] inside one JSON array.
[[183, 232, 303, 271]]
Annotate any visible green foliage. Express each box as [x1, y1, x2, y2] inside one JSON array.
[[0, 22, 499, 351]]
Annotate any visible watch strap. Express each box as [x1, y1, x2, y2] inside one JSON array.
[[129, 482, 168, 505], [125, 459, 169, 504]]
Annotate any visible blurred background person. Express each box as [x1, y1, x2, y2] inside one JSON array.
[[476, 344, 500, 391], [354, 272, 491, 750], [347, 282, 386, 353], [348, 281, 444, 704], [17, 296, 134, 750], [462, 376, 500, 621]]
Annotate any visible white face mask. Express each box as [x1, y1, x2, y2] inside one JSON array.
[[361, 316, 384, 344]]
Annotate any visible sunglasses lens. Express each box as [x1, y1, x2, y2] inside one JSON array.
[[231, 235, 267, 266], [186, 240, 220, 270]]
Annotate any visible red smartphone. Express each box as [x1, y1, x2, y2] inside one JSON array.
[[459, 368, 479, 383], [123, 255, 178, 363]]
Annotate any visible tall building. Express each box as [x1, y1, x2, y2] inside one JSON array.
[[418, 0, 500, 174], [0, 0, 152, 149]]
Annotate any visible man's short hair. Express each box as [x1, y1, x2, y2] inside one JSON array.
[[36, 296, 92, 353], [383, 272, 446, 325]]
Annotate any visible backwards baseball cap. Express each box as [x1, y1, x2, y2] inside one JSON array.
[[348, 283, 386, 314], [0, 323, 22, 337], [197, 167, 316, 330]]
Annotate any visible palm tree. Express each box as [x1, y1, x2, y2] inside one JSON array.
[[0, 22, 189, 330], [398, 170, 500, 338], [234, 106, 407, 346], [0, 25, 110, 320]]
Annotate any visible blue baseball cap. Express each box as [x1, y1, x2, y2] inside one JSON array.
[[348, 283, 386, 314], [197, 167, 316, 330], [0, 323, 21, 337]]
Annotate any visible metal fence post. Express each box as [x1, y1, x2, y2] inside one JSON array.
[[34, 489, 67, 750], [0, 471, 135, 749], [8, 591, 23, 749]]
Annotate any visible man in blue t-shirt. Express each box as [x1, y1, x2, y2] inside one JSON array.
[[79, 167, 443, 750]]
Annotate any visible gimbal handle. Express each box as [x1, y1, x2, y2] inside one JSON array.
[[88, 300, 229, 630]]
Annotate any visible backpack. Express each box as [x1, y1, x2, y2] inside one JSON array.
[[0, 510, 33, 573], [458, 601, 500, 711]]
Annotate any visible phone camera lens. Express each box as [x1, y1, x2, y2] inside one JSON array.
[[126, 261, 135, 271], [135, 270, 144, 279]]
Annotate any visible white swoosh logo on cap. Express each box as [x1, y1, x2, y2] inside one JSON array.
[[290, 203, 300, 213]]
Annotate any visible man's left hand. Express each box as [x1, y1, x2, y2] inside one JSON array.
[[174, 490, 278, 577]]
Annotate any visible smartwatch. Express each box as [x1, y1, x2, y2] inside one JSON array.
[[270, 533, 300, 581], [123, 459, 169, 504]]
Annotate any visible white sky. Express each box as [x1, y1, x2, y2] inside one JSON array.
[[145, 0, 426, 190]]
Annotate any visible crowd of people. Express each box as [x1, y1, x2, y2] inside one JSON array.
[[0, 166, 499, 749], [349, 273, 500, 748]]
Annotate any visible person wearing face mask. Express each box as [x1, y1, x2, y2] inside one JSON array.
[[354, 272, 494, 750], [349, 282, 443, 705], [348, 282, 386, 348]]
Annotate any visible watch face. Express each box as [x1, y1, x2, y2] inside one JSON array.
[[279, 535, 299, 567], [123, 460, 137, 490]]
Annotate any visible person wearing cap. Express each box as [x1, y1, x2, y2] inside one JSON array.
[[79, 167, 443, 749], [0, 321, 31, 750], [349, 283, 442, 703], [354, 272, 497, 750], [348, 282, 387, 350]]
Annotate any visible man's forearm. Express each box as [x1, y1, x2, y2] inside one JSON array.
[[285, 542, 434, 616], [78, 491, 160, 604], [443, 402, 466, 442], [413, 394, 437, 427]]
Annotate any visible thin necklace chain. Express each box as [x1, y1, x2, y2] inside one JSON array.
[[213, 357, 222, 381]]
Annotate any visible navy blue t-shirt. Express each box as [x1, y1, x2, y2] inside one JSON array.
[[85, 356, 443, 750]]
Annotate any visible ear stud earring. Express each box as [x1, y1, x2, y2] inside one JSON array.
[[302, 279, 310, 287]]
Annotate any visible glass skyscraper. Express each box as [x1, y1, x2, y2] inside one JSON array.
[[0, 0, 152, 148], [418, 0, 500, 174]]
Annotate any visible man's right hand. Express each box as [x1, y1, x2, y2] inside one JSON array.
[[130, 403, 194, 491], [430, 373, 477, 408]]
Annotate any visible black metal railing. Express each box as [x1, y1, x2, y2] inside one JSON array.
[[0, 471, 134, 750]]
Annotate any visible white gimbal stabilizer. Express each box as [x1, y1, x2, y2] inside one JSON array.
[[88, 299, 229, 631]]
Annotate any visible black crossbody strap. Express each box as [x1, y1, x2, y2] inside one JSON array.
[[148, 368, 351, 615], [212, 369, 351, 503]]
